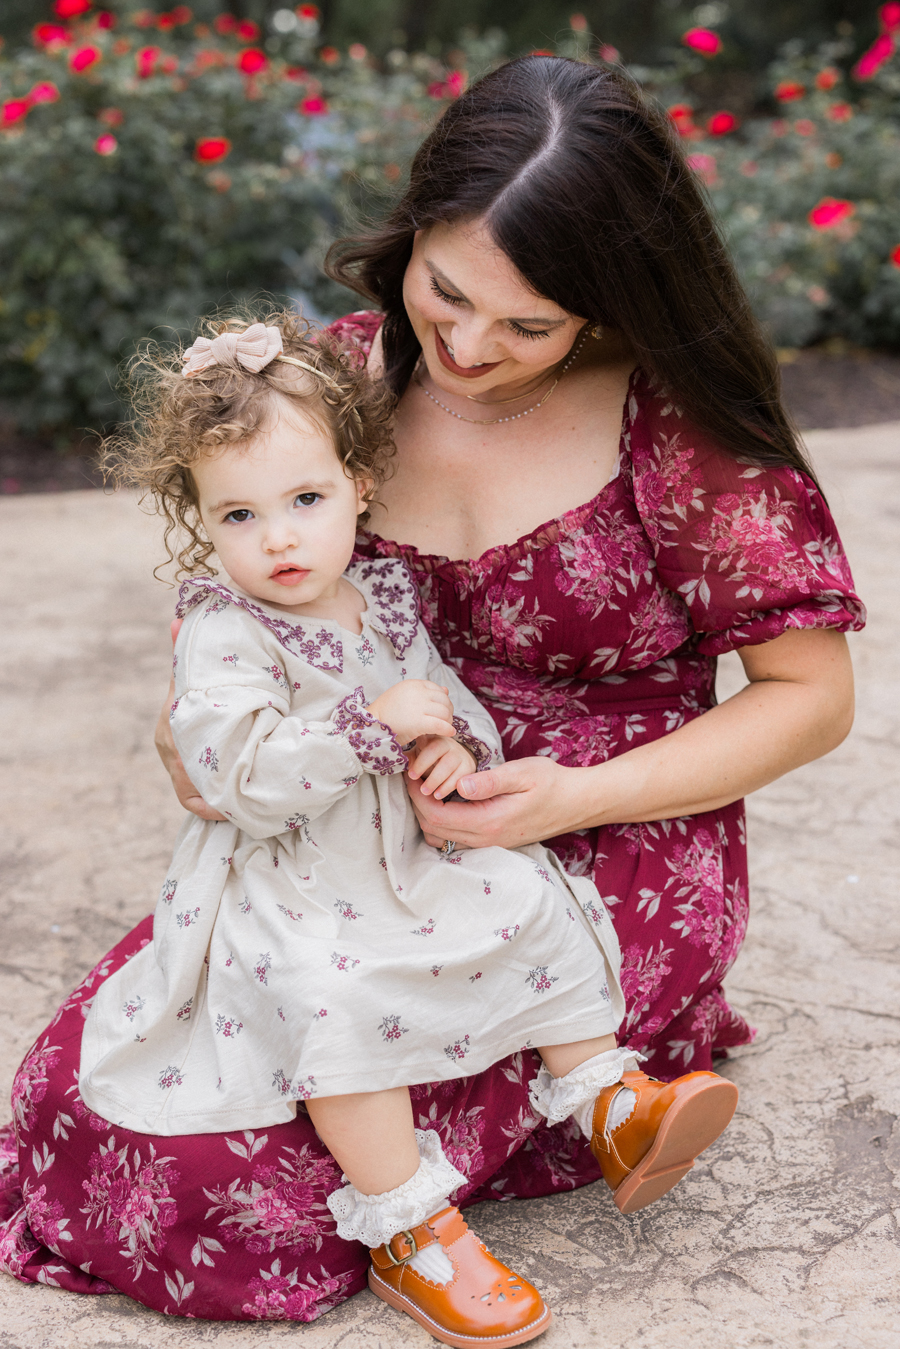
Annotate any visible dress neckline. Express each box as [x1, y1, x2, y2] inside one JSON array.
[[358, 367, 643, 577]]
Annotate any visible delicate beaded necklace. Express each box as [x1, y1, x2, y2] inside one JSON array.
[[413, 326, 592, 426]]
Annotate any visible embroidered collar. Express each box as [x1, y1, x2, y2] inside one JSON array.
[[349, 557, 419, 657], [175, 557, 419, 670], [176, 579, 344, 672]]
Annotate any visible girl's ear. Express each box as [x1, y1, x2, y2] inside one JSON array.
[[356, 477, 374, 514]]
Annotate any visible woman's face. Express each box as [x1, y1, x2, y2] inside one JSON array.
[[403, 218, 587, 400]]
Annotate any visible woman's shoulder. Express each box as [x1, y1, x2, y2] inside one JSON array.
[[323, 309, 383, 361]]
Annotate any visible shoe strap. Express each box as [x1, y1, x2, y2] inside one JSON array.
[[372, 1206, 465, 1269]]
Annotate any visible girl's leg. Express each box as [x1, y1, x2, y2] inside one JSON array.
[[532, 1034, 738, 1215], [308, 1086, 420, 1195], [307, 1089, 551, 1347]]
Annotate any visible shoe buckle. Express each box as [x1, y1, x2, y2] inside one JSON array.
[[384, 1229, 418, 1266]]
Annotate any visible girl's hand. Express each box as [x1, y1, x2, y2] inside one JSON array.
[[406, 736, 477, 801], [367, 679, 456, 745], [406, 756, 587, 850]]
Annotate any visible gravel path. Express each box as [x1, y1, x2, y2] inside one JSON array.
[[1, 421, 898, 1347]]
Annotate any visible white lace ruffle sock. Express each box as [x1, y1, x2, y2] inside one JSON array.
[[326, 1128, 467, 1283], [528, 1048, 645, 1139]]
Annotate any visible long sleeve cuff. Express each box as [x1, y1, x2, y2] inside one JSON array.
[[451, 716, 494, 771], [332, 686, 409, 776]]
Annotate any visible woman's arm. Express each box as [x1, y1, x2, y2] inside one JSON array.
[[408, 627, 855, 849]]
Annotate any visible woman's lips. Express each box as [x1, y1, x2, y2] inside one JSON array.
[[434, 329, 503, 379], [271, 567, 310, 587]]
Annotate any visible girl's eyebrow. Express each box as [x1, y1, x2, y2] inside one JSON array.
[[211, 480, 337, 513], [425, 259, 568, 329]]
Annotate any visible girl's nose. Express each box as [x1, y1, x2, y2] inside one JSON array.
[[262, 521, 298, 553]]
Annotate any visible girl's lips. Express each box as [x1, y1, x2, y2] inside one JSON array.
[[271, 567, 310, 587], [434, 329, 503, 379]]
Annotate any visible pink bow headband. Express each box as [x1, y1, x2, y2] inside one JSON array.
[[181, 323, 342, 391]]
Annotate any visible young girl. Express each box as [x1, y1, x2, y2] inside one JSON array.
[[80, 313, 738, 1348]]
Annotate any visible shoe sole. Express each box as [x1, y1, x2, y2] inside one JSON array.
[[368, 1267, 553, 1347], [613, 1077, 739, 1215]]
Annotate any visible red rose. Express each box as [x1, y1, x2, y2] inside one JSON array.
[[853, 33, 894, 80], [136, 45, 161, 78], [284, 66, 307, 80], [707, 110, 738, 136], [54, 0, 92, 16], [775, 80, 806, 101], [194, 136, 232, 163], [171, 5, 193, 22], [297, 4, 320, 18], [69, 45, 102, 73], [237, 48, 268, 74], [890, 244, 900, 268], [159, 55, 179, 74], [681, 27, 722, 57], [94, 133, 117, 155], [826, 101, 853, 122], [808, 197, 855, 230], [1, 99, 31, 127], [30, 82, 61, 105], [33, 23, 70, 47], [95, 10, 115, 27], [213, 14, 237, 34], [237, 19, 260, 40], [569, 13, 588, 31], [814, 67, 839, 90], [319, 46, 340, 65], [685, 151, 717, 184], [444, 70, 466, 97], [132, 9, 156, 26], [299, 95, 327, 115], [880, 3, 900, 32]]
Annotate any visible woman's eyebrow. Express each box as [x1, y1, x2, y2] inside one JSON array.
[[426, 259, 568, 328]]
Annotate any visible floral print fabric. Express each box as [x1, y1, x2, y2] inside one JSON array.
[[79, 559, 622, 1133], [0, 310, 864, 1320]]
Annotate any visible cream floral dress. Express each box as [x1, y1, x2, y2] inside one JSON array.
[[79, 557, 623, 1135]]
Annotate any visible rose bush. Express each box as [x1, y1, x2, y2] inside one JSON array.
[[0, 2, 898, 432]]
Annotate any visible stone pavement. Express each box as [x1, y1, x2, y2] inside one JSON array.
[[1, 423, 898, 1349]]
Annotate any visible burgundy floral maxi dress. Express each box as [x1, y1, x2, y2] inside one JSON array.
[[0, 310, 864, 1322]]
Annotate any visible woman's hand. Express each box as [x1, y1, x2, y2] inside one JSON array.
[[156, 620, 227, 822], [155, 678, 227, 821], [406, 756, 590, 850], [407, 628, 855, 848]]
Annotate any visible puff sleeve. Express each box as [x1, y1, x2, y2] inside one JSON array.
[[628, 390, 866, 655]]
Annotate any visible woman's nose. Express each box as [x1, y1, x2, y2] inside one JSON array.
[[444, 319, 501, 368]]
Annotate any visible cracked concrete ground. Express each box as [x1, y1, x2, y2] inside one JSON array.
[[1, 421, 898, 1348]]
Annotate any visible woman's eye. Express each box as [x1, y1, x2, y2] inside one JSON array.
[[508, 322, 552, 341], [294, 492, 321, 507], [429, 276, 463, 306], [224, 508, 252, 523]]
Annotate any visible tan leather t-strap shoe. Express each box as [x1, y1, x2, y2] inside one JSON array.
[[590, 1069, 739, 1214], [369, 1205, 551, 1347]]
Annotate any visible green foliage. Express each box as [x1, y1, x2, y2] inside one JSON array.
[[1, 3, 899, 434], [0, 9, 451, 432]]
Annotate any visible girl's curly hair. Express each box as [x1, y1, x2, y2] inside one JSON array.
[[101, 307, 395, 577]]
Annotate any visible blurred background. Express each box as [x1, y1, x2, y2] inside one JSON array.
[[1, 0, 899, 488]]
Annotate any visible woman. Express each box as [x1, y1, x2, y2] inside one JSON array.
[[1, 56, 861, 1326]]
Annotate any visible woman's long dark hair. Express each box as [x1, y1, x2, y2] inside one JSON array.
[[327, 55, 816, 481]]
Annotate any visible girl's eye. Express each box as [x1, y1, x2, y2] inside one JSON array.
[[508, 322, 552, 341], [429, 276, 464, 306], [294, 492, 321, 507], [224, 509, 252, 523]]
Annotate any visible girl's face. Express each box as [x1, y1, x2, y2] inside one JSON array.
[[193, 402, 369, 613], [403, 217, 587, 399]]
